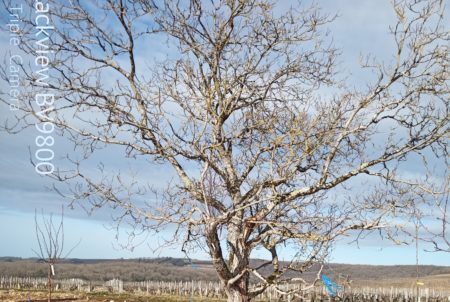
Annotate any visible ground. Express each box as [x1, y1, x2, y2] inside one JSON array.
[[0, 290, 226, 302]]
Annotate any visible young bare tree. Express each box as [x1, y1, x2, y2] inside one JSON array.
[[33, 208, 79, 302], [1, 0, 449, 301]]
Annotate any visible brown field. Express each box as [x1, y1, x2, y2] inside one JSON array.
[[0, 290, 226, 302], [1, 257, 450, 284], [1, 258, 450, 301], [352, 275, 450, 291]]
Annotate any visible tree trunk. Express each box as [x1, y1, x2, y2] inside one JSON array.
[[226, 217, 252, 302], [226, 286, 251, 302], [48, 264, 52, 302]]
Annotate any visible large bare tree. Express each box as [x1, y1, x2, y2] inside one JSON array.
[[1, 0, 449, 301]]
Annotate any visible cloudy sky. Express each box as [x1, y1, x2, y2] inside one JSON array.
[[0, 0, 449, 266]]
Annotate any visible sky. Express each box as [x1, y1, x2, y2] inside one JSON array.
[[0, 0, 449, 266]]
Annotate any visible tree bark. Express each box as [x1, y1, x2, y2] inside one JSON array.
[[226, 218, 251, 302], [226, 287, 251, 302], [47, 264, 52, 302]]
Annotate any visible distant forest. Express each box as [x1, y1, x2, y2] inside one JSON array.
[[1, 257, 449, 283]]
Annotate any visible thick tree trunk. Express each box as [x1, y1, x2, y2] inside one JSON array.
[[226, 286, 251, 302], [226, 217, 252, 302]]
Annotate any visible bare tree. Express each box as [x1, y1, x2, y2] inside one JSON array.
[[33, 207, 79, 302], [1, 0, 449, 301]]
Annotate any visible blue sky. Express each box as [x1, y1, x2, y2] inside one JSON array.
[[0, 0, 449, 266]]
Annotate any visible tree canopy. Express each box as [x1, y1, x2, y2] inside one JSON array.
[[1, 0, 448, 301]]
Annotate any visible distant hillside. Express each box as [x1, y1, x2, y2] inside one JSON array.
[[1, 257, 449, 284]]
